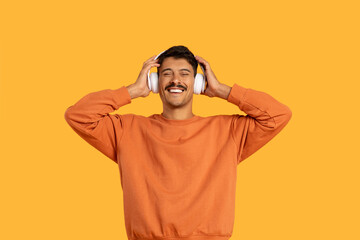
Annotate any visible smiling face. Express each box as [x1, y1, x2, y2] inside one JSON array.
[[158, 57, 195, 109]]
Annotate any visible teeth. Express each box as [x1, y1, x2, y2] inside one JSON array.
[[168, 89, 183, 93]]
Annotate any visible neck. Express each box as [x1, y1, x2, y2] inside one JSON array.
[[161, 109, 195, 120]]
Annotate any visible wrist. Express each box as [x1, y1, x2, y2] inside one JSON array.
[[126, 84, 141, 99], [216, 83, 232, 100]]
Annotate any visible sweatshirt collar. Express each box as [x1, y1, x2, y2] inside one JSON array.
[[155, 113, 200, 125]]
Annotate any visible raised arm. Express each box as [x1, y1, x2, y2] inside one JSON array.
[[194, 55, 292, 165], [64, 55, 160, 163], [64, 87, 132, 163], [223, 83, 292, 164]]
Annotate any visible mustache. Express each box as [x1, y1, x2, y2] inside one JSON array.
[[165, 83, 187, 91]]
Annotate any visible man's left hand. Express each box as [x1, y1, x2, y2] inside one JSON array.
[[195, 55, 222, 98]]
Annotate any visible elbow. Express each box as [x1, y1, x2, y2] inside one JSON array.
[[279, 106, 292, 128], [286, 106, 292, 121], [272, 105, 292, 129], [64, 107, 70, 120], [64, 106, 74, 124]]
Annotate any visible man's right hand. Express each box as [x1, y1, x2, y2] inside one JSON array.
[[126, 55, 160, 99]]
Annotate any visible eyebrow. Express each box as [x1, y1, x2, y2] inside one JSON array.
[[161, 68, 191, 73]]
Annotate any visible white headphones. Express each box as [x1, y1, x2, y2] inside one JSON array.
[[147, 50, 207, 95]]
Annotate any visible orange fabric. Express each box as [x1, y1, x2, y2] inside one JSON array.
[[64, 83, 292, 240]]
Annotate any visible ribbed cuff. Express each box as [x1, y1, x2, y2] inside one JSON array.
[[226, 83, 247, 106], [113, 86, 132, 109]]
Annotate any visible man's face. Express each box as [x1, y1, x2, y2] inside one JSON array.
[[158, 57, 195, 108]]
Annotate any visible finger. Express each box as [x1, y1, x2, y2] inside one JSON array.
[[147, 61, 161, 67], [144, 55, 157, 64], [143, 62, 161, 72], [199, 56, 207, 62], [197, 58, 210, 70], [196, 56, 209, 66], [195, 55, 202, 62], [148, 58, 160, 64], [195, 55, 205, 62], [143, 58, 160, 68]]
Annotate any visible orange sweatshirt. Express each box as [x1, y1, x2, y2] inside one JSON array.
[[64, 83, 292, 240]]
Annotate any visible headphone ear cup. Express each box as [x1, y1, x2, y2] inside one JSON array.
[[194, 73, 205, 95], [149, 72, 159, 93], [148, 49, 165, 93]]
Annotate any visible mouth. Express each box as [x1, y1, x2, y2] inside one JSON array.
[[166, 88, 186, 95]]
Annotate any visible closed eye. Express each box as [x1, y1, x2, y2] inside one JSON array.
[[163, 73, 189, 76]]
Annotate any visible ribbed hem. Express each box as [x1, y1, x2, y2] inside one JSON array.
[[129, 235, 231, 240]]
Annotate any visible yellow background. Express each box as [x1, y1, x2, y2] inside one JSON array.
[[1, 0, 359, 239]]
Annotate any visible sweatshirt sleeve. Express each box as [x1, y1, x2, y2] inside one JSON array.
[[227, 83, 292, 164], [64, 86, 132, 164]]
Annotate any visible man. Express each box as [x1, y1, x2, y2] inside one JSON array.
[[64, 45, 292, 240]]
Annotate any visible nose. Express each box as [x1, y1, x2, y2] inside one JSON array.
[[169, 72, 182, 85], [169, 78, 181, 86]]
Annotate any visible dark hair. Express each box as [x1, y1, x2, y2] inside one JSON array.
[[156, 45, 198, 77]]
